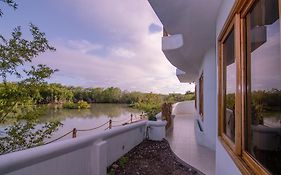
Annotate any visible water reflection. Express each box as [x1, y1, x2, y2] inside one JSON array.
[[30, 104, 140, 142], [245, 0, 281, 174], [40, 104, 139, 122]]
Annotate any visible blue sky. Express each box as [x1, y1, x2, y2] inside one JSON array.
[[1, 0, 194, 94]]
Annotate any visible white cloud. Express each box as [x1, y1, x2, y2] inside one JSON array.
[[34, 0, 194, 94], [110, 47, 136, 58], [67, 40, 103, 54]]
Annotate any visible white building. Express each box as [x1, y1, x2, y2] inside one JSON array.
[[148, 0, 281, 175], [0, 0, 280, 175]]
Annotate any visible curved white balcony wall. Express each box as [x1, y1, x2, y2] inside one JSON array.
[[176, 68, 188, 82], [177, 72, 198, 83], [162, 34, 185, 75], [0, 121, 165, 175], [162, 34, 183, 50], [176, 68, 185, 75], [149, 0, 221, 82], [172, 101, 194, 116]]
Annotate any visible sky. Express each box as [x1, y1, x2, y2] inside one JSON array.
[[226, 19, 281, 93], [0, 0, 194, 94]]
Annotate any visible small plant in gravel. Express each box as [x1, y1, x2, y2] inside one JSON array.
[[107, 167, 115, 175], [119, 156, 129, 168]]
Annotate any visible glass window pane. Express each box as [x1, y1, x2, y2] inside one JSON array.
[[245, 0, 281, 174], [223, 28, 236, 143]]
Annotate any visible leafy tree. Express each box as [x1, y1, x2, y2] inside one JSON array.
[[0, 0, 17, 17], [102, 87, 122, 103], [0, 0, 62, 154], [89, 87, 103, 102]]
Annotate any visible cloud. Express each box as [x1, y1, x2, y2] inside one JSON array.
[[109, 47, 136, 58], [149, 23, 162, 34], [67, 40, 103, 54], [55, 0, 159, 43], [35, 37, 193, 94], [32, 0, 194, 94]]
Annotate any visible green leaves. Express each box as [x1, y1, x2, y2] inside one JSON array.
[[0, 24, 56, 82], [0, 0, 18, 17], [0, 121, 62, 154], [24, 64, 58, 84], [0, 1, 61, 155]]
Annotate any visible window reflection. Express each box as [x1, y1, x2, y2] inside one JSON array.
[[245, 0, 281, 174], [223, 28, 236, 142]]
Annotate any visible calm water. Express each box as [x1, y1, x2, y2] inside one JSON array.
[[1, 104, 141, 142], [43, 103, 141, 142]]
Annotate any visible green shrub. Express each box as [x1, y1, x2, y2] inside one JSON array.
[[63, 102, 76, 109], [63, 100, 90, 109], [77, 100, 90, 109]]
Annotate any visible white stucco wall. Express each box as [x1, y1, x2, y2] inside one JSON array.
[[172, 101, 194, 115], [0, 121, 148, 175], [215, 0, 241, 175], [216, 140, 242, 175], [0, 120, 169, 175], [194, 47, 217, 151]]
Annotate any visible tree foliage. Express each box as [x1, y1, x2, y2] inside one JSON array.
[[0, 1, 61, 155], [0, 0, 17, 17]]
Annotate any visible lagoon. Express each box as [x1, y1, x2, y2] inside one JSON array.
[[1, 104, 141, 143], [43, 104, 141, 142]]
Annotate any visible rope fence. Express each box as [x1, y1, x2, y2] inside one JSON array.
[[77, 121, 109, 132], [44, 130, 73, 145], [44, 113, 147, 145]]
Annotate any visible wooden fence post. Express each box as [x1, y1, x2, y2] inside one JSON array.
[[72, 128, 77, 138], [109, 119, 112, 129]]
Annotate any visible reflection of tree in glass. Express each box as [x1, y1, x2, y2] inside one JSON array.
[[226, 93, 235, 111], [226, 89, 281, 123], [250, 89, 281, 125]]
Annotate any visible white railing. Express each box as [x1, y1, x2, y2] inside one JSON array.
[[0, 121, 148, 175], [172, 101, 194, 115]]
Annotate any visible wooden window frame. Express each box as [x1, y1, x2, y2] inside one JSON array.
[[218, 0, 280, 174], [199, 73, 204, 120], [195, 84, 197, 110], [218, 14, 242, 156]]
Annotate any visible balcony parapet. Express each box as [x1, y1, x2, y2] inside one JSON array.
[[162, 34, 183, 51]]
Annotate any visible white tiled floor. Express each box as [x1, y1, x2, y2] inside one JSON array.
[[166, 114, 215, 175]]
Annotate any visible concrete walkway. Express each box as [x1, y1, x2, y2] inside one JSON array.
[[166, 102, 215, 175]]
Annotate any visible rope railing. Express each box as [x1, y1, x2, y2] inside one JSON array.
[[44, 130, 73, 145], [111, 117, 129, 123], [43, 113, 147, 145], [76, 121, 109, 132]]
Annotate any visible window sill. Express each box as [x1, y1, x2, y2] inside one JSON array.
[[218, 137, 255, 175]]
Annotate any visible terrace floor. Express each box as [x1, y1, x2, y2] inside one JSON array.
[[166, 103, 215, 175]]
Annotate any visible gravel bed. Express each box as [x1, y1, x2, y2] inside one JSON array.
[[107, 139, 204, 175]]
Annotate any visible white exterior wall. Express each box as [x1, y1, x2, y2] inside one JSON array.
[[215, 0, 241, 175], [172, 101, 194, 115], [216, 140, 241, 175], [0, 121, 148, 175], [194, 47, 217, 151]]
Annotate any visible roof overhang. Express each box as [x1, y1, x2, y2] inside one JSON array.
[[176, 69, 196, 83], [148, 0, 222, 82]]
